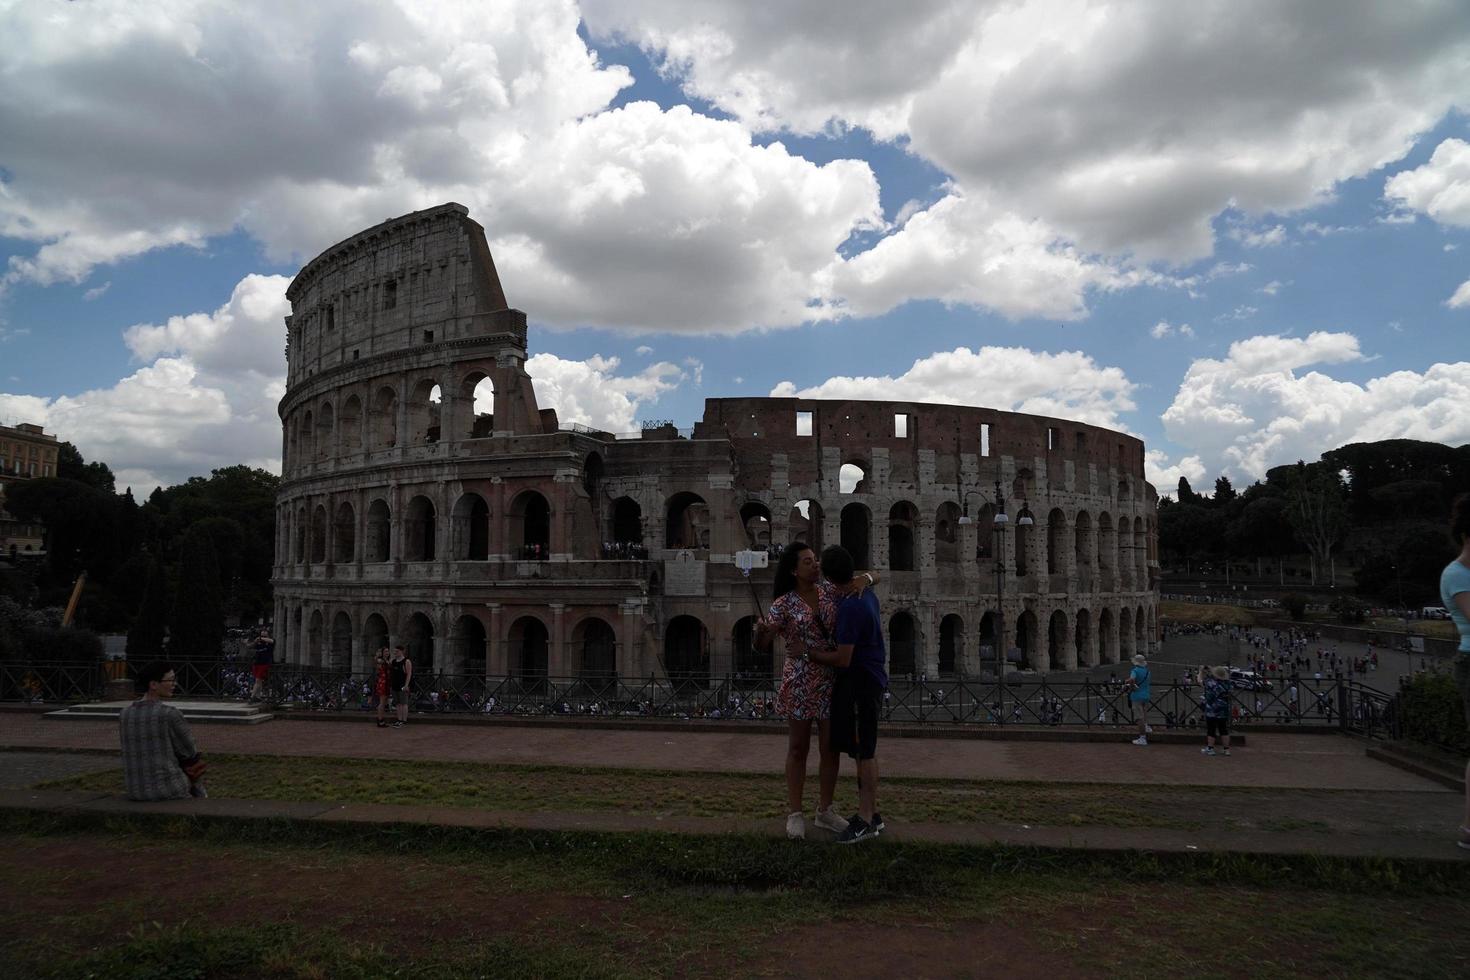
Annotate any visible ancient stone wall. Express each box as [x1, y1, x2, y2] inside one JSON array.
[[273, 205, 1159, 687]]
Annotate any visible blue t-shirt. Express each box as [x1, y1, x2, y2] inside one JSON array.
[[834, 590, 888, 688], [1441, 559, 1470, 654], [1129, 664, 1151, 702], [1201, 677, 1232, 718]]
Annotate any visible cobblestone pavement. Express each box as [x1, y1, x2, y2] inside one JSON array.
[[0, 713, 1447, 793]]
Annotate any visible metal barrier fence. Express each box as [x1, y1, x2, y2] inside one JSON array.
[[0, 659, 1400, 738]]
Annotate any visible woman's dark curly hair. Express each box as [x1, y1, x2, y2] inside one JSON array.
[[772, 541, 813, 601]]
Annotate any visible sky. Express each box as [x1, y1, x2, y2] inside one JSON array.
[[1, 0, 1468, 495]]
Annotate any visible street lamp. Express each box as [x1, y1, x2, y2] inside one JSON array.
[[959, 481, 1034, 688]]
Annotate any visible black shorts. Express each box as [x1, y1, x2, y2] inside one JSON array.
[[1206, 716, 1230, 737], [831, 669, 882, 761]]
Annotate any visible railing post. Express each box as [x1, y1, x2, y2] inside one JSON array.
[[1337, 679, 1349, 734]]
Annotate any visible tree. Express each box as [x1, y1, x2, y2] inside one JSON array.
[[1212, 475, 1237, 506], [126, 559, 170, 661], [1177, 477, 1199, 505], [168, 528, 224, 661], [56, 441, 115, 494], [1282, 463, 1348, 586]]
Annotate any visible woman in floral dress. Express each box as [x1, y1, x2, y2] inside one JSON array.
[[756, 542, 877, 839]]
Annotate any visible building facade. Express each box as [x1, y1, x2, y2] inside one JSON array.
[[0, 422, 59, 557], [272, 203, 1159, 685]]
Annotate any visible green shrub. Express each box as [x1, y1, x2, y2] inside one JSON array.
[[1399, 672, 1470, 756], [23, 626, 104, 662], [1281, 593, 1309, 620]]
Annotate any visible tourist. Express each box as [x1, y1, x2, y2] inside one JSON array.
[[1200, 665, 1233, 756], [373, 647, 391, 727], [1439, 493, 1470, 850], [754, 542, 846, 839], [120, 662, 207, 801], [250, 629, 274, 702], [389, 644, 413, 728], [810, 545, 887, 844], [1126, 653, 1152, 745]]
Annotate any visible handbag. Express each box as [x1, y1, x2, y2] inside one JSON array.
[[179, 754, 208, 782]]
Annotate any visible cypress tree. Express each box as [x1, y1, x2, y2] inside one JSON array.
[[126, 558, 169, 661], [168, 527, 225, 661]]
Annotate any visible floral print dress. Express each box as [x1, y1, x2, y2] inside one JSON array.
[[768, 581, 840, 720]]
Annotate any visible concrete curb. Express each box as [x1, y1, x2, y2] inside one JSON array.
[[1366, 746, 1466, 793]]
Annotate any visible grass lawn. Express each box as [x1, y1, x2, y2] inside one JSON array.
[[1, 811, 1467, 979], [36, 754, 1450, 838], [1159, 600, 1257, 627]]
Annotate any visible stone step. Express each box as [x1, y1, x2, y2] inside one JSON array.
[[44, 700, 274, 726]]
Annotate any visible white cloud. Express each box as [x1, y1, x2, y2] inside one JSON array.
[[1160, 330, 1470, 480], [771, 345, 1137, 431], [1144, 450, 1207, 499], [81, 281, 111, 302], [1214, 305, 1259, 323], [1384, 138, 1470, 227], [634, 345, 653, 356], [524, 352, 685, 432], [1447, 278, 1470, 309], [1150, 320, 1194, 339], [1230, 224, 1287, 248], [1257, 280, 1288, 296], [1446, 243, 1460, 251], [124, 274, 291, 376], [596, 1, 1470, 262]]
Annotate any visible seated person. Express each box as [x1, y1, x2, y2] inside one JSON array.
[[119, 662, 206, 801]]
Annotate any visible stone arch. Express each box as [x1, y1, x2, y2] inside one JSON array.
[[663, 615, 710, 688], [330, 611, 353, 671], [939, 614, 963, 676], [404, 495, 436, 561], [294, 506, 307, 563], [1015, 609, 1039, 670], [1098, 607, 1117, 665], [406, 378, 442, 445], [789, 500, 824, 551], [370, 385, 398, 450], [1048, 609, 1067, 671], [888, 501, 917, 571], [461, 370, 495, 438], [740, 501, 773, 549], [840, 502, 871, 568], [572, 616, 617, 683], [732, 615, 771, 685], [510, 489, 551, 557], [339, 394, 363, 453], [310, 504, 327, 564], [1136, 604, 1147, 654], [974, 502, 997, 560], [333, 501, 355, 563], [1134, 518, 1148, 584], [361, 613, 389, 662], [1097, 512, 1115, 577], [316, 401, 335, 461], [612, 496, 643, 545], [299, 410, 314, 467], [935, 501, 961, 565], [1074, 510, 1093, 571], [450, 614, 487, 677], [889, 611, 917, 679], [665, 491, 709, 550], [1119, 607, 1134, 661], [508, 615, 549, 690], [291, 605, 303, 663], [1074, 608, 1092, 667], [839, 459, 869, 494], [1047, 508, 1067, 575], [451, 492, 490, 561], [365, 498, 391, 562], [403, 611, 435, 674], [306, 609, 324, 668]]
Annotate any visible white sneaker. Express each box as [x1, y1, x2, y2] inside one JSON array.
[[1201, 747, 1216, 756], [1222, 748, 1231, 756], [1132, 736, 1148, 746], [814, 808, 847, 834], [1145, 725, 1154, 734], [785, 812, 806, 840]]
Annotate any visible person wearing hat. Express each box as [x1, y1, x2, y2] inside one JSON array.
[[1201, 665, 1234, 756], [1125, 652, 1151, 745]]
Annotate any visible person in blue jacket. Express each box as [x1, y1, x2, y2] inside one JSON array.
[[1126, 652, 1152, 746]]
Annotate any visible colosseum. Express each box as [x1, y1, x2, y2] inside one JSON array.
[[272, 203, 1159, 693]]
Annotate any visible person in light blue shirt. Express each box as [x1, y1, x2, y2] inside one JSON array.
[[1441, 493, 1470, 850], [1126, 653, 1152, 745]]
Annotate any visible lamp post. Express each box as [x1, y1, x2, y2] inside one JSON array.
[[959, 482, 1035, 692]]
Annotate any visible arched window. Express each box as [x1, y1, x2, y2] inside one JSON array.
[[406, 379, 441, 445], [935, 502, 961, 565], [307, 609, 324, 668], [299, 411, 314, 466], [1015, 610, 1038, 670], [574, 618, 617, 685], [310, 504, 327, 564], [612, 497, 642, 545], [1074, 511, 1092, 572], [888, 612, 916, 679], [740, 501, 773, 549], [339, 395, 363, 453], [939, 614, 962, 676], [294, 506, 307, 563], [330, 612, 353, 672], [1047, 508, 1067, 575], [511, 490, 551, 558], [1048, 610, 1067, 671], [462, 372, 495, 438], [365, 499, 391, 562], [370, 386, 398, 450], [452, 493, 490, 561], [403, 612, 434, 674], [361, 613, 389, 664], [840, 503, 870, 568], [789, 500, 823, 551], [665, 492, 708, 550], [509, 616, 549, 692], [732, 616, 771, 688], [404, 495, 436, 561], [333, 501, 355, 563], [1098, 608, 1116, 664], [451, 615, 487, 678], [1074, 608, 1092, 667], [663, 615, 709, 689], [316, 402, 335, 461], [839, 461, 867, 494], [888, 502, 917, 571]]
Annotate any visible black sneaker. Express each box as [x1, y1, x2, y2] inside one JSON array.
[[871, 812, 885, 836], [836, 816, 875, 845]]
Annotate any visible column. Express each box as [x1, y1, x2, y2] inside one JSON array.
[[485, 603, 505, 675], [548, 603, 567, 676], [619, 601, 642, 680]]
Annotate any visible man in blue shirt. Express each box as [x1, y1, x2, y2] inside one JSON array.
[[1127, 653, 1152, 745], [811, 546, 887, 844]]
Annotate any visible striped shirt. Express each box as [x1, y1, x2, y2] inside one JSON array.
[[119, 699, 198, 801]]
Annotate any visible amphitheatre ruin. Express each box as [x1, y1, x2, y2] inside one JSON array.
[[272, 203, 1159, 689]]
